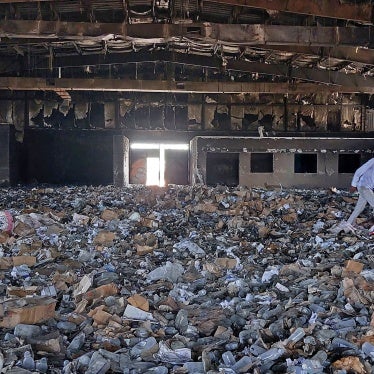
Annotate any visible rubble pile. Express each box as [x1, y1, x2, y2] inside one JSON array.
[[0, 184, 373, 374]]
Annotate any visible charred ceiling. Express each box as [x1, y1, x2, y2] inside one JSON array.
[[0, 0, 372, 99]]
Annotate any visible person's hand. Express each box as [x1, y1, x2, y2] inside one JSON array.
[[349, 186, 357, 193]]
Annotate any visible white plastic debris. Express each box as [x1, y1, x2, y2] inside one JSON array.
[[123, 305, 155, 321]]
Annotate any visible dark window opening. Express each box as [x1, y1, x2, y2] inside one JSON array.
[[206, 152, 239, 187], [338, 154, 361, 173], [294, 153, 317, 173], [251, 153, 273, 173]]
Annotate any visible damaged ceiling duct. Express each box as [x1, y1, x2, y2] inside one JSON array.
[[0, 0, 372, 98]]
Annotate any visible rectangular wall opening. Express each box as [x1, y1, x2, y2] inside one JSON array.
[[294, 153, 317, 173], [206, 152, 239, 186], [338, 153, 361, 173], [251, 153, 274, 173], [129, 143, 189, 186]]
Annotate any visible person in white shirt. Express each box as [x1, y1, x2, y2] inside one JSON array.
[[332, 157, 374, 234]]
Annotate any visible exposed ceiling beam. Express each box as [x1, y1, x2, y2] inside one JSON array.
[[0, 77, 372, 94], [0, 0, 371, 24], [208, 0, 373, 24], [11, 51, 373, 89], [0, 21, 372, 48]]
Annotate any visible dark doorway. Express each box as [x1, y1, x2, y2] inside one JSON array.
[[206, 152, 239, 186]]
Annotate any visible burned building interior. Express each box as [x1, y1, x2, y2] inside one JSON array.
[[0, 1, 374, 374], [0, 0, 373, 187]]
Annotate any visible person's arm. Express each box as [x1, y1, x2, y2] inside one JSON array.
[[351, 158, 374, 187]]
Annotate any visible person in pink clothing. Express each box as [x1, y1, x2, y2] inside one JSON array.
[[332, 157, 374, 234]]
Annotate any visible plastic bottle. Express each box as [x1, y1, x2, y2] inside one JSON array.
[[222, 351, 236, 366], [67, 332, 86, 356], [362, 342, 374, 359], [311, 350, 328, 365], [287, 327, 306, 344], [22, 351, 35, 371], [232, 356, 252, 372], [35, 357, 48, 373], [258, 347, 285, 362]]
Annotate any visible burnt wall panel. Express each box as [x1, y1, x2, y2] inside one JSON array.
[[0, 125, 9, 185], [24, 130, 114, 185]]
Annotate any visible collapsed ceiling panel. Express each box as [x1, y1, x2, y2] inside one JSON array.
[[0, 0, 371, 98]]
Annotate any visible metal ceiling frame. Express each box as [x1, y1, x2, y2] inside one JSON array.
[[0, 77, 372, 94]]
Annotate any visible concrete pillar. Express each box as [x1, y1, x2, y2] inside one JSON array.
[[113, 136, 129, 186]]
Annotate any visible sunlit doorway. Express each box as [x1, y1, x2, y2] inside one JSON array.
[[129, 143, 189, 186]]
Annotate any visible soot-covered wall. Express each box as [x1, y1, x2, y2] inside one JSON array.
[[24, 130, 114, 185], [0, 125, 9, 185]]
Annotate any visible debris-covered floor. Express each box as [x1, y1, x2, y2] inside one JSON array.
[[0, 185, 373, 374]]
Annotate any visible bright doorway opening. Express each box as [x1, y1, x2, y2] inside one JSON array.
[[130, 143, 189, 186], [146, 157, 160, 186]]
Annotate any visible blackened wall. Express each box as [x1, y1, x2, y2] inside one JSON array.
[[0, 125, 9, 185], [23, 130, 114, 185]]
